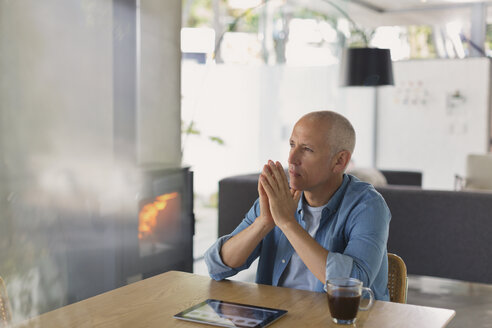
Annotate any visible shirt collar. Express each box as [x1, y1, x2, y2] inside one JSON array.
[[296, 174, 350, 215]]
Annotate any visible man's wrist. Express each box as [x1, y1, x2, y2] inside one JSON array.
[[255, 216, 275, 232], [277, 216, 298, 232]]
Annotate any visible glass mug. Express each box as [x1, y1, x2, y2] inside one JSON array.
[[326, 277, 374, 325]]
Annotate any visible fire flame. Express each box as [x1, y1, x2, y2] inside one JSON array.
[[138, 192, 179, 239]]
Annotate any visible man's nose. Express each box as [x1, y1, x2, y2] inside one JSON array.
[[288, 148, 300, 165]]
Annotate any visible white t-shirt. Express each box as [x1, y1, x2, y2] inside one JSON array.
[[278, 200, 325, 290]]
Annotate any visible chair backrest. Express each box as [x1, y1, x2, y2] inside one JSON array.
[[0, 276, 12, 327], [387, 253, 408, 303], [465, 153, 492, 190]]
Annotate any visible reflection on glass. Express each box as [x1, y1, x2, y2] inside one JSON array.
[[0, 0, 183, 325], [176, 299, 286, 328]]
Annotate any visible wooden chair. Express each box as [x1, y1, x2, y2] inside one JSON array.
[[387, 253, 408, 303], [0, 276, 12, 327]]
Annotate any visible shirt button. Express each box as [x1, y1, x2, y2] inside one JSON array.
[[282, 259, 286, 263]]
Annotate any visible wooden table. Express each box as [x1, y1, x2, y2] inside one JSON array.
[[16, 271, 455, 328]]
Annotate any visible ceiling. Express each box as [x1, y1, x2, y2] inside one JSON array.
[[354, 0, 486, 12], [290, 0, 492, 28]]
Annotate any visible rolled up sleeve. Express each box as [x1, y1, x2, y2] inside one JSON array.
[[325, 252, 354, 279], [324, 195, 390, 288], [344, 196, 390, 286], [205, 234, 238, 280], [204, 199, 263, 281]]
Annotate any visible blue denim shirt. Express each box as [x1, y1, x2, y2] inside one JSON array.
[[205, 174, 391, 301]]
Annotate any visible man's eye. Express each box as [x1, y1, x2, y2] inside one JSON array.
[[304, 147, 313, 152]]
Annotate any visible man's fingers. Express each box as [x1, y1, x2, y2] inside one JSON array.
[[258, 177, 266, 196], [269, 160, 283, 185], [260, 175, 274, 197], [267, 160, 286, 192], [274, 161, 290, 192], [259, 181, 270, 199], [259, 182, 269, 203], [263, 163, 278, 191], [292, 189, 302, 204]]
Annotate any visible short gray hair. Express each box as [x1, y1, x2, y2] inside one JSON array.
[[301, 111, 356, 157]]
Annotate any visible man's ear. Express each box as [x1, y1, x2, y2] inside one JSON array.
[[333, 151, 351, 174]]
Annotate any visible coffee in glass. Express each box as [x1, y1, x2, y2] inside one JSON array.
[[326, 277, 374, 325]]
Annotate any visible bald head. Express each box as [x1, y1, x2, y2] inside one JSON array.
[[298, 111, 356, 157]]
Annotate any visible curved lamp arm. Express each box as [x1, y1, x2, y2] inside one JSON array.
[[320, 0, 368, 46], [213, 0, 368, 60], [213, 0, 267, 60]]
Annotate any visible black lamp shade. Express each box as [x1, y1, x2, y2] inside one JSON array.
[[339, 48, 394, 86]]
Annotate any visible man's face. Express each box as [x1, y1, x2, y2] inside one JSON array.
[[288, 118, 334, 192]]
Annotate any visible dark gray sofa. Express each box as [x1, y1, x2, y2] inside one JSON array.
[[378, 186, 492, 284], [218, 171, 492, 284], [218, 170, 422, 237]]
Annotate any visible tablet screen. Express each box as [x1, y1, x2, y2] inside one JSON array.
[[173, 299, 287, 327]]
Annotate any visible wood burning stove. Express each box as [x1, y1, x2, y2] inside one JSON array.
[[120, 166, 194, 283], [52, 166, 194, 305]]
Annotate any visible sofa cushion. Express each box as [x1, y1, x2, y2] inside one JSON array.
[[377, 186, 492, 284], [347, 167, 388, 187]]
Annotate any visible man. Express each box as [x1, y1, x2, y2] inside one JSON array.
[[205, 111, 391, 300]]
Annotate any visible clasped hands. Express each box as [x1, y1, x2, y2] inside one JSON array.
[[258, 160, 301, 230]]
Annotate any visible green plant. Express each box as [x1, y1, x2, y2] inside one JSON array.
[[407, 25, 436, 58], [181, 120, 225, 149]]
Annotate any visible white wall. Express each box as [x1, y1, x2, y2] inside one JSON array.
[[184, 58, 491, 196], [182, 64, 262, 197], [377, 58, 491, 189], [181, 64, 365, 197], [339, 87, 376, 168]]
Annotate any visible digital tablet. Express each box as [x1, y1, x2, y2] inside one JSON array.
[[173, 299, 287, 328]]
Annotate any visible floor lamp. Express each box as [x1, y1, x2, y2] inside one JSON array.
[[339, 47, 394, 168]]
